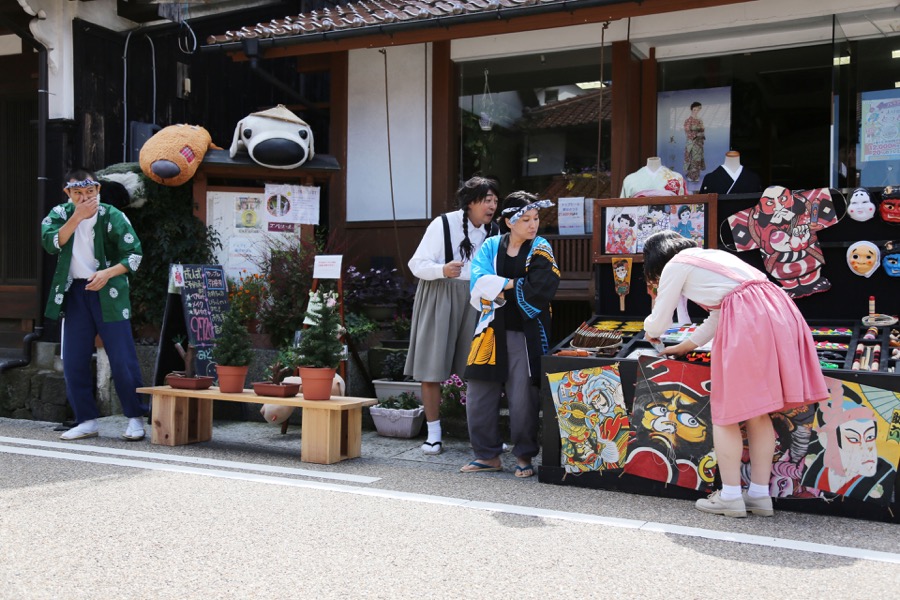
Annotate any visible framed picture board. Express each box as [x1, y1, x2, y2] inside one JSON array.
[[592, 194, 718, 263]]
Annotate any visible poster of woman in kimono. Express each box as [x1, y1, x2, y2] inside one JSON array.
[[657, 87, 731, 193]]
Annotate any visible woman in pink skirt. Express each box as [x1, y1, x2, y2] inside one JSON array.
[[642, 231, 828, 518]]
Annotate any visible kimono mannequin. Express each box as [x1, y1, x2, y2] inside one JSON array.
[[621, 157, 687, 198], [700, 151, 763, 195]]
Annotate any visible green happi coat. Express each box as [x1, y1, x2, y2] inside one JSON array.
[[41, 201, 143, 322]]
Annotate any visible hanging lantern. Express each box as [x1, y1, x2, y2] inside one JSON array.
[[479, 68, 494, 131]]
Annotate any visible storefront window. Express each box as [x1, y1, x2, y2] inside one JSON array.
[[659, 45, 834, 190], [833, 26, 900, 190], [457, 47, 612, 208]]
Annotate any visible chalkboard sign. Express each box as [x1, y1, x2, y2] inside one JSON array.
[[152, 264, 229, 384]]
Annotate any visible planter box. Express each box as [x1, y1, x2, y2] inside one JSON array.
[[372, 379, 422, 402], [369, 406, 425, 438]]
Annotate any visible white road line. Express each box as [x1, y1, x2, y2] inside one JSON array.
[[0, 436, 379, 484], [3, 441, 899, 565]]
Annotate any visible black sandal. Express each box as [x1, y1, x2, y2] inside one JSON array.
[[421, 441, 443, 455]]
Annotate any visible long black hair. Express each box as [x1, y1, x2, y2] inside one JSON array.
[[642, 230, 698, 282], [457, 176, 499, 261]]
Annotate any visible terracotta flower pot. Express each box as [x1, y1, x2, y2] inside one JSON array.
[[298, 366, 337, 401], [252, 381, 301, 397], [216, 365, 249, 393], [165, 373, 214, 390]]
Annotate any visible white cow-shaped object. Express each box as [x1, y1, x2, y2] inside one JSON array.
[[230, 104, 315, 169]]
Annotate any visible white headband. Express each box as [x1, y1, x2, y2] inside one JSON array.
[[65, 178, 99, 189], [501, 199, 554, 224]]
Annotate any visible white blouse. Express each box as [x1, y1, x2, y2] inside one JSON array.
[[643, 248, 758, 347], [407, 209, 490, 281]]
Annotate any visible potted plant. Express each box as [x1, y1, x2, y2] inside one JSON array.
[[369, 391, 425, 438], [253, 346, 302, 397], [296, 289, 344, 400], [382, 314, 412, 349], [439, 374, 467, 420], [345, 265, 403, 321], [372, 349, 422, 402], [165, 336, 214, 390], [258, 234, 317, 347], [212, 304, 254, 393], [228, 270, 271, 347]]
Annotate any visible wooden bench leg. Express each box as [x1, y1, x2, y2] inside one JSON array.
[[151, 394, 212, 446], [343, 408, 363, 459], [300, 407, 342, 464]]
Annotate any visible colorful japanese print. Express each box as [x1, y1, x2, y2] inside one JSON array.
[[547, 365, 630, 474], [743, 404, 822, 499], [623, 356, 716, 492], [800, 377, 900, 505], [726, 187, 837, 299]]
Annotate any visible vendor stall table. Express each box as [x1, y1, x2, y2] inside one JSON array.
[[539, 191, 900, 522]]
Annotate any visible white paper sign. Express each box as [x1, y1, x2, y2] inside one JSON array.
[[313, 255, 343, 280], [557, 197, 585, 235], [262, 183, 321, 229]]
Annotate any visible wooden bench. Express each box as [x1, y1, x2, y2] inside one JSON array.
[[546, 234, 596, 303], [136, 386, 377, 465]]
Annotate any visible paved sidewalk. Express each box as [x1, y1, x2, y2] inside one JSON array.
[[1, 414, 533, 478]]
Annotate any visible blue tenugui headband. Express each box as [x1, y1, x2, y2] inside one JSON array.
[[65, 178, 99, 189], [501, 199, 554, 224]]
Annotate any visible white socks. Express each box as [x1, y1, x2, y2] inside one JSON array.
[[59, 419, 99, 440], [425, 419, 442, 444], [421, 419, 443, 455], [747, 482, 770, 499], [720, 484, 742, 501]]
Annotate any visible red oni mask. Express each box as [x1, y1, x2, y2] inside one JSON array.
[[880, 197, 900, 224]]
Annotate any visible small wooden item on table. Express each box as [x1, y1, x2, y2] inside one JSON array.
[[612, 257, 632, 312]]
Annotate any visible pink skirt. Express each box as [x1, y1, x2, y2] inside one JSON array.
[[711, 279, 828, 425]]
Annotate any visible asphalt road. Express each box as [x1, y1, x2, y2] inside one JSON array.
[[0, 416, 898, 600]]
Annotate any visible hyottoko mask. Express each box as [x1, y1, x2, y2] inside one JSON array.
[[847, 188, 875, 222], [846, 241, 880, 278], [883, 240, 900, 277]]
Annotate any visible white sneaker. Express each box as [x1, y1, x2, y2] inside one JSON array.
[[121, 417, 145, 441], [695, 490, 747, 518], [742, 491, 775, 517], [60, 420, 99, 440]]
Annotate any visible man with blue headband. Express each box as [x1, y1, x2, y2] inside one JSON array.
[[41, 168, 147, 441]]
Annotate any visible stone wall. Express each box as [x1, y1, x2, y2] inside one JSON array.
[[0, 343, 380, 426]]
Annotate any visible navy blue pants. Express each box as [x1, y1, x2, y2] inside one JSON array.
[[62, 281, 147, 423]]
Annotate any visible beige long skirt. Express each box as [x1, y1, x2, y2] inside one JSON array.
[[403, 278, 477, 383]]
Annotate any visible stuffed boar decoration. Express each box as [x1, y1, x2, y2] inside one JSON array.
[[139, 124, 218, 186], [230, 104, 315, 169], [880, 186, 900, 224], [727, 186, 838, 299]]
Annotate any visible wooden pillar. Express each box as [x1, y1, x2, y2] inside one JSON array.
[[432, 41, 454, 214], [610, 40, 642, 197], [640, 47, 658, 163], [330, 51, 349, 240]]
